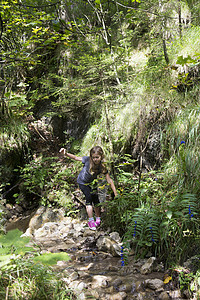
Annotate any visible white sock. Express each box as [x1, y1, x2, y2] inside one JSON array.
[[96, 217, 101, 220], [89, 217, 94, 222]]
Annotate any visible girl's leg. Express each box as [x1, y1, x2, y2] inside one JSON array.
[[94, 206, 101, 217], [79, 184, 100, 229], [86, 205, 94, 218]]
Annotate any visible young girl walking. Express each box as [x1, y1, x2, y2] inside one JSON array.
[[59, 146, 118, 230]]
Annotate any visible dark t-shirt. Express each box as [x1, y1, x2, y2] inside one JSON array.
[[77, 156, 107, 185]]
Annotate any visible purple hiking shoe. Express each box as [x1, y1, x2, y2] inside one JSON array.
[[88, 220, 96, 230], [95, 218, 101, 227]]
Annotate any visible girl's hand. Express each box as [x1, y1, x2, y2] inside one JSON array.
[[59, 148, 66, 156]]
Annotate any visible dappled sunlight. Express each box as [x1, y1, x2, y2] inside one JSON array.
[[129, 48, 149, 69]]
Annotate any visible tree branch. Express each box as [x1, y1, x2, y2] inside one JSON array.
[[0, 13, 3, 40], [18, 1, 61, 9]]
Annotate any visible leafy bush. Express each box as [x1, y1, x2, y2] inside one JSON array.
[[103, 164, 200, 264], [17, 156, 77, 211], [163, 106, 200, 194], [0, 257, 73, 300], [0, 229, 73, 300]]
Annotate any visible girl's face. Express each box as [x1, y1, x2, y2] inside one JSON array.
[[91, 153, 102, 165]]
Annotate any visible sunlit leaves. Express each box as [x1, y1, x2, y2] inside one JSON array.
[[32, 26, 43, 33], [176, 55, 197, 66]]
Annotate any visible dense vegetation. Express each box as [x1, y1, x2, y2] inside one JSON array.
[[1, 0, 200, 298]]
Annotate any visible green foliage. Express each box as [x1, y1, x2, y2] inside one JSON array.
[[0, 201, 6, 234], [0, 257, 73, 300], [0, 111, 30, 152], [163, 106, 200, 194], [190, 270, 200, 298], [104, 163, 200, 264], [18, 156, 77, 210], [170, 26, 200, 64], [0, 229, 73, 299], [33, 252, 70, 266], [179, 270, 195, 292], [1, 0, 200, 273], [0, 229, 34, 257]]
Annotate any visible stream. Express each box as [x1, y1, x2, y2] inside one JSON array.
[[5, 205, 184, 300]]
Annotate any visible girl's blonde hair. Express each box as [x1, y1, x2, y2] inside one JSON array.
[[89, 146, 107, 174]]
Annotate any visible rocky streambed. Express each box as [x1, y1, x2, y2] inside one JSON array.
[[5, 206, 186, 300]]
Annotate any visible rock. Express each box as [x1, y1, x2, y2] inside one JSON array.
[[108, 265, 119, 272], [21, 227, 32, 237], [169, 290, 182, 298], [136, 292, 145, 300], [56, 260, 69, 268], [63, 216, 74, 226], [109, 292, 127, 300], [60, 225, 72, 235], [183, 255, 200, 274], [109, 232, 121, 243], [118, 284, 132, 293], [106, 286, 114, 293], [83, 229, 96, 237], [69, 271, 79, 281], [112, 278, 123, 288], [119, 266, 133, 276], [34, 222, 59, 238], [96, 236, 121, 256], [34, 227, 49, 238], [14, 204, 24, 213], [155, 262, 165, 272], [159, 291, 170, 300], [85, 290, 99, 299], [92, 275, 110, 288], [77, 281, 87, 292], [144, 278, 164, 290], [135, 281, 143, 292], [73, 222, 84, 232], [69, 280, 87, 293], [67, 229, 77, 238], [24, 206, 65, 236], [77, 292, 86, 300], [5, 203, 13, 210], [78, 270, 88, 279], [140, 257, 156, 274]]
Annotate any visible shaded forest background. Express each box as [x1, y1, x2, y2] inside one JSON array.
[[1, 0, 200, 270]]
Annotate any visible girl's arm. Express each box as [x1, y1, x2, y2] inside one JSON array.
[[105, 173, 118, 197], [59, 148, 82, 161]]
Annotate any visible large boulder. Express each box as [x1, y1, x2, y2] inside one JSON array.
[[140, 257, 157, 274], [96, 235, 121, 256], [144, 278, 164, 290], [23, 206, 65, 236]]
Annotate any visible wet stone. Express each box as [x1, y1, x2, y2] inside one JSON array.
[[69, 271, 79, 281], [159, 291, 170, 300], [109, 291, 127, 300], [112, 278, 123, 288], [118, 283, 132, 293], [135, 280, 144, 292], [144, 278, 164, 290]]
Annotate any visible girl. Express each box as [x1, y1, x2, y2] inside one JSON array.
[[59, 146, 117, 230]]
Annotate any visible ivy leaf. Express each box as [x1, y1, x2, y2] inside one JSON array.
[[176, 55, 196, 66]]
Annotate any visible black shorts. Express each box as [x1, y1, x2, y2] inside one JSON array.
[[79, 184, 99, 206]]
